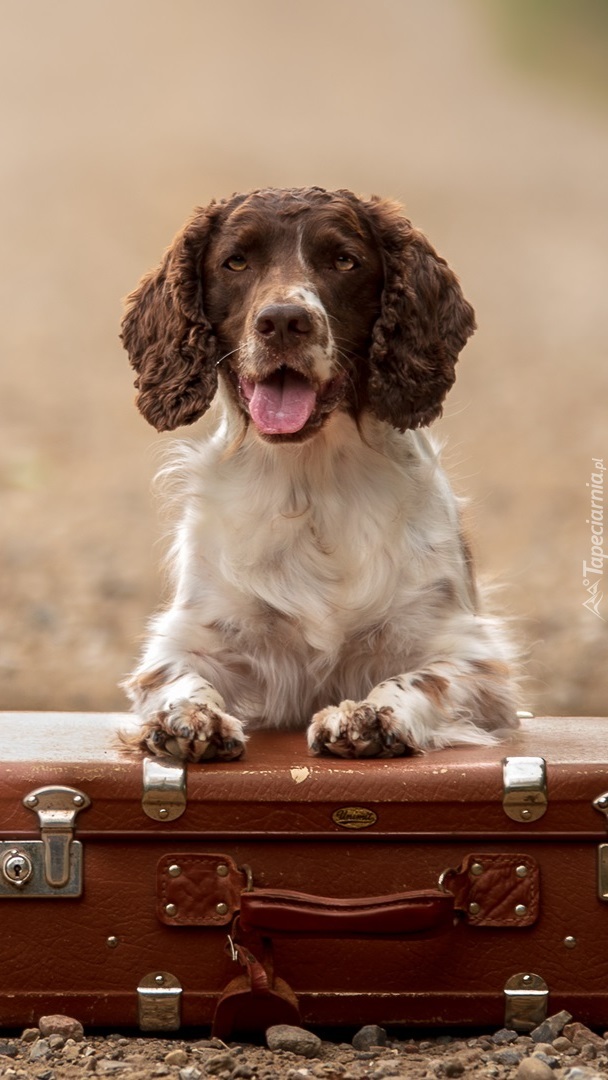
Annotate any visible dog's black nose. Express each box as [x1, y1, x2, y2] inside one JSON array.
[[255, 304, 313, 346]]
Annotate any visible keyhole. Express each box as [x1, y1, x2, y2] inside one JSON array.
[[2, 850, 33, 887]]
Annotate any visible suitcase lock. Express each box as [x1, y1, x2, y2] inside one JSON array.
[[0, 785, 90, 898]]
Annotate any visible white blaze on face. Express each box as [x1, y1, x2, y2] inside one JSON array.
[[286, 285, 335, 384]]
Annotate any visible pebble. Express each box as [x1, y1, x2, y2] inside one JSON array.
[[533, 1051, 560, 1068], [553, 1037, 573, 1052], [352, 1025, 388, 1051], [492, 1049, 523, 1066], [38, 1014, 84, 1042], [266, 1025, 322, 1059], [492, 1028, 519, 1045], [206, 1051, 238, 1074], [29, 1039, 51, 1061], [443, 1061, 465, 1077], [21, 1028, 40, 1043], [530, 1010, 573, 1043], [62, 1042, 81, 1060], [164, 1048, 189, 1067], [563, 1022, 605, 1050], [515, 1060, 554, 1080], [178, 1067, 202, 1080], [0, 1042, 18, 1058], [561, 1068, 606, 1080]]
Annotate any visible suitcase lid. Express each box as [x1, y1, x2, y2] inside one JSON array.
[[1, 712, 607, 840]]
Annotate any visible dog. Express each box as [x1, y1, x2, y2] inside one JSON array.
[[120, 186, 518, 762]]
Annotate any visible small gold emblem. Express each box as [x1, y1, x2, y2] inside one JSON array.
[[332, 806, 377, 829]]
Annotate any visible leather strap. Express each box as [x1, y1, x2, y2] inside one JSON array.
[[212, 938, 300, 1040], [239, 887, 454, 936]]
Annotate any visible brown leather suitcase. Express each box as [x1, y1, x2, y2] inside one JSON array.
[[1, 712, 607, 1034]]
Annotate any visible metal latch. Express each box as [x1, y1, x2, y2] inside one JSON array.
[[138, 971, 182, 1031], [0, 785, 90, 898], [504, 972, 549, 1031], [592, 792, 608, 901], [142, 758, 187, 821], [502, 757, 547, 823]]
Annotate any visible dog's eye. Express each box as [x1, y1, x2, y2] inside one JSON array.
[[224, 254, 248, 272], [333, 253, 358, 272]]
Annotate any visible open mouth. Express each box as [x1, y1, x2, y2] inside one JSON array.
[[239, 367, 322, 436]]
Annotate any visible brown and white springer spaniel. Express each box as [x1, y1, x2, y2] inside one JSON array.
[[121, 187, 518, 762]]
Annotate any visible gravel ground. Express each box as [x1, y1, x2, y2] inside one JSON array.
[[1, 1015, 608, 1080]]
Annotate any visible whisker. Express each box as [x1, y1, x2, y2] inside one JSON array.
[[215, 346, 244, 368]]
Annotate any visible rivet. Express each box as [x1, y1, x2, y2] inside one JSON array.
[[522, 974, 532, 984], [73, 794, 85, 807], [158, 808, 169, 819], [216, 864, 229, 878], [470, 862, 484, 876], [165, 903, 177, 917], [515, 904, 528, 916], [468, 902, 481, 916], [25, 795, 38, 808], [520, 809, 532, 820], [216, 902, 229, 916], [168, 864, 182, 877], [106, 936, 119, 949], [515, 864, 528, 878], [597, 795, 608, 809], [564, 935, 577, 949], [155, 973, 165, 984]]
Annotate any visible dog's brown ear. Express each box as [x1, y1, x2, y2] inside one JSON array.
[[364, 199, 476, 431], [120, 205, 221, 431]]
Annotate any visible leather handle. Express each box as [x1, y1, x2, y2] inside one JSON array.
[[239, 887, 454, 937]]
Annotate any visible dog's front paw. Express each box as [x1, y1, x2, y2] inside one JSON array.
[[308, 700, 415, 759], [142, 700, 246, 762]]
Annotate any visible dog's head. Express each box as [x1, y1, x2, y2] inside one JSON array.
[[121, 187, 475, 438]]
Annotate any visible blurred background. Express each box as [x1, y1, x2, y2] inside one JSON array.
[[1, 0, 606, 716]]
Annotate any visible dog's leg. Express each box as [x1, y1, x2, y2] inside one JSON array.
[[122, 620, 248, 762], [308, 621, 518, 759]]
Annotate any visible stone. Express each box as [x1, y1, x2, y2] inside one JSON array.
[[96, 1062, 129, 1075], [206, 1051, 237, 1074], [164, 1048, 189, 1067], [443, 1061, 465, 1077], [561, 1069, 606, 1080], [35, 1071, 55, 1080], [352, 1026, 388, 1051], [0, 1042, 18, 1058], [38, 1015, 85, 1042], [553, 1037, 573, 1052], [533, 1051, 560, 1068], [267, 1025, 323, 1059], [178, 1067, 202, 1080], [21, 1028, 40, 1043], [515, 1060, 554, 1080], [492, 1028, 519, 1045], [530, 1010, 573, 1043], [562, 1023, 605, 1050], [29, 1039, 51, 1061], [48, 1035, 65, 1050], [491, 1049, 523, 1066], [62, 1042, 81, 1060]]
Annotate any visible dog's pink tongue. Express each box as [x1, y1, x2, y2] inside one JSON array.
[[246, 370, 317, 435]]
